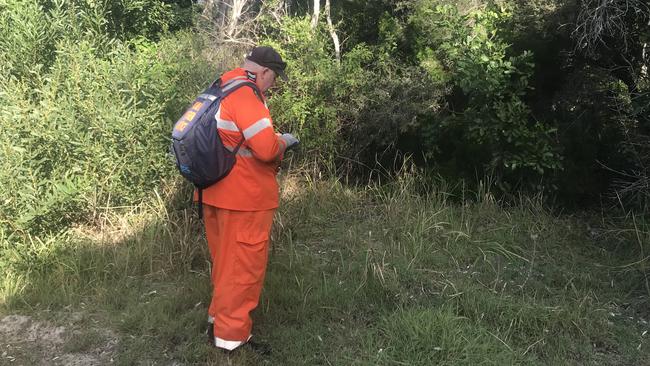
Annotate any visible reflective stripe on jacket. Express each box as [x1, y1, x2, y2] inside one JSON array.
[[196, 68, 286, 211]]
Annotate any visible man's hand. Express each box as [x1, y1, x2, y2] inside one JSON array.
[[280, 133, 300, 151]]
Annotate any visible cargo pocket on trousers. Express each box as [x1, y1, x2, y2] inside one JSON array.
[[234, 231, 269, 285]]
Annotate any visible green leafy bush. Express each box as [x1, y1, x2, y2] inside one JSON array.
[[262, 12, 444, 169], [0, 32, 211, 238], [0, 1, 60, 84], [552, 66, 640, 204], [0, 0, 209, 244], [410, 2, 561, 188], [260, 16, 339, 154], [257, 1, 561, 187], [0, 0, 196, 85]]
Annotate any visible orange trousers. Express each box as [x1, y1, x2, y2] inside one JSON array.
[[203, 205, 275, 348]]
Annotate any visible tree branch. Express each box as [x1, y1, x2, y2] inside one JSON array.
[[325, 0, 340, 64]]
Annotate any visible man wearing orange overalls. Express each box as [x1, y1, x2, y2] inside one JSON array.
[[198, 46, 298, 353]]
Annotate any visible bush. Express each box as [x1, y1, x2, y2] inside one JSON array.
[[549, 66, 636, 204], [259, 16, 340, 155], [0, 0, 210, 242], [261, 12, 444, 171], [252, 1, 561, 188], [0, 0, 196, 85], [410, 2, 561, 189]]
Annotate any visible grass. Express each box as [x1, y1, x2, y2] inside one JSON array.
[[1, 171, 649, 365]]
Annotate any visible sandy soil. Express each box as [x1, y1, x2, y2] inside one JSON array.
[[0, 314, 118, 366]]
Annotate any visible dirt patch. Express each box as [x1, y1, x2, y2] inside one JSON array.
[[0, 314, 118, 365]]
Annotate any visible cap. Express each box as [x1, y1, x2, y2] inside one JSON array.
[[246, 46, 288, 81]]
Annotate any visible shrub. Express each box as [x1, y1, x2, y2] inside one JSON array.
[[410, 2, 562, 189], [0, 23, 211, 239], [260, 16, 340, 155], [261, 12, 445, 171]]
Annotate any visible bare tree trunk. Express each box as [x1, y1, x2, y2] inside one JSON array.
[[643, 16, 649, 77], [227, 0, 248, 38], [311, 0, 320, 29], [643, 42, 648, 77], [269, 0, 287, 24], [325, 0, 340, 64], [202, 0, 215, 18]]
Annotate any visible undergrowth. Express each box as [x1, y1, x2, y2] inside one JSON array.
[[1, 169, 648, 365]]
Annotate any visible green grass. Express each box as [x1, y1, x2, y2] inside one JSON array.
[[1, 173, 649, 365]]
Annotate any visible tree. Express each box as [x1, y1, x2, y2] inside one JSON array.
[[311, 0, 320, 28], [325, 0, 340, 63], [571, 0, 650, 207], [201, 0, 259, 44]]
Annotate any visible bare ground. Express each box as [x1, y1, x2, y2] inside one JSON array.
[[0, 314, 118, 366]]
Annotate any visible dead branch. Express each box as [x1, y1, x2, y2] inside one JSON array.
[[572, 0, 650, 57]]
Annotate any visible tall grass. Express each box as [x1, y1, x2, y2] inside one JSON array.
[[266, 170, 648, 365], [3, 167, 647, 365]]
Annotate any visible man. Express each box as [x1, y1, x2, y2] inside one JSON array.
[[198, 46, 299, 352]]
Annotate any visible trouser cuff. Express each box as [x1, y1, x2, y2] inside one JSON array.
[[214, 335, 252, 351]]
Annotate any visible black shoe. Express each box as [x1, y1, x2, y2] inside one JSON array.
[[245, 339, 271, 356], [205, 321, 214, 345]]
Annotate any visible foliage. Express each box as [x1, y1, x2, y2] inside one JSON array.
[[550, 66, 637, 203], [2, 173, 649, 364], [2, 0, 648, 242], [0, 0, 196, 85], [102, 0, 196, 40], [258, 1, 564, 189], [272, 0, 648, 204], [410, 2, 561, 189], [0, 0, 210, 242], [260, 10, 444, 170], [0, 1, 61, 85], [259, 16, 340, 154]]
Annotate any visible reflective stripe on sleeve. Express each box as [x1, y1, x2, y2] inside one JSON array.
[[217, 120, 239, 131], [243, 118, 272, 140]]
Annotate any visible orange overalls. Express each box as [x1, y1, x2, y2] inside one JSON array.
[[196, 68, 287, 350]]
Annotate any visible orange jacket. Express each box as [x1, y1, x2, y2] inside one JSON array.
[[195, 68, 287, 211]]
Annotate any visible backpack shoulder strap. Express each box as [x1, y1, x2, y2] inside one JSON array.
[[217, 79, 264, 153], [221, 78, 263, 102]]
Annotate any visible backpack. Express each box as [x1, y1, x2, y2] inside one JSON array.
[[171, 77, 261, 218]]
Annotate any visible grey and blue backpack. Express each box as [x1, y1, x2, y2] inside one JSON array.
[[171, 77, 261, 217]]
